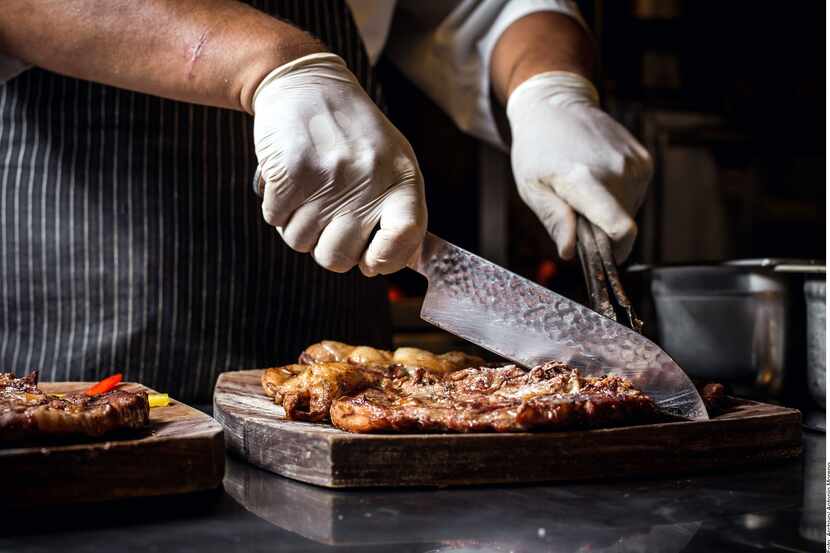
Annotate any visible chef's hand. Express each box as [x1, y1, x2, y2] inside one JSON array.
[[507, 71, 653, 262], [253, 53, 427, 276]]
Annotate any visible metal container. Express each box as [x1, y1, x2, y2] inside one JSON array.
[[629, 260, 826, 403], [804, 280, 825, 408], [648, 266, 788, 396]]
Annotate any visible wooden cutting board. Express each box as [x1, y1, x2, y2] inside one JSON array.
[[2, 382, 225, 506], [214, 369, 802, 488]]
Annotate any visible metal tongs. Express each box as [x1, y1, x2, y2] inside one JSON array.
[[575, 216, 643, 333]]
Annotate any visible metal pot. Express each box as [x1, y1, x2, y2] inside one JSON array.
[[649, 266, 787, 396], [804, 280, 825, 409], [628, 260, 825, 402]]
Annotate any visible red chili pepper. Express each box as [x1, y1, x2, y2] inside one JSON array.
[[85, 373, 123, 396]]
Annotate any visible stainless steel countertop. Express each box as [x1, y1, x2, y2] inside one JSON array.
[[2, 431, 824, 553]]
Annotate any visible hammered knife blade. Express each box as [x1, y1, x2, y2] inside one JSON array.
[[407, 233, 708, 420], [251, 168, 706, 420]]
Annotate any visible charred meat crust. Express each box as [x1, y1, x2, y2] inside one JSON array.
[[0, 371, 150, 442], [330, 362, 657, 434]]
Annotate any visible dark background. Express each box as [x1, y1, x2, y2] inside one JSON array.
[[377, 0, 825, 297]]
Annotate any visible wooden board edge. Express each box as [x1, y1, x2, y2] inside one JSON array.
[[3, 429, 226, 506], [214, 394, 336, 488], [318, 406, 803, 488], [321, 445, 803, 489]]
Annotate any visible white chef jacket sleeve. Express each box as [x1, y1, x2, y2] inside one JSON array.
[[0, 54, 30, 84], [385, 0, 587, 149]]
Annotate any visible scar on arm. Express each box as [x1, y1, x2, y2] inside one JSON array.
[[186, 26, 213, 80]]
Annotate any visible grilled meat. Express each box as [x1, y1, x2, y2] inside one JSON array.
[[297, 340, 483, 375], [330, 362, 657, 433], [261, 364, 308, 402], [299, 341, 393, 367], [263, 341, 485, 421], [699, 382, 728, 416], [391, 347, 484, 375], [264, 342, 657, 433], [278, 362, 388, 422], [0, 371, 150, 443]]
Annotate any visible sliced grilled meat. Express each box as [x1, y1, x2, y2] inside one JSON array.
[[0, 371, 150, 443], [330, 362, 657, 433]]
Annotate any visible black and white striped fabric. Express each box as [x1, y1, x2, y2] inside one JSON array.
[[0, 0, 391, 403]]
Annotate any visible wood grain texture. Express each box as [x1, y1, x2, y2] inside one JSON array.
[[214, 369, 802, 488], [2, 382, 225, 506]]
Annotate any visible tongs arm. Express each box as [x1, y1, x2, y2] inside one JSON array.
[[576, 216, 643, 333]]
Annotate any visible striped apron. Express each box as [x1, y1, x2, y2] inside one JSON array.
[[0, 0, 391, 403]]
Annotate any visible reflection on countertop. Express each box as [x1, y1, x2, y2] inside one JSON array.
[[1, 432, 825, 553]]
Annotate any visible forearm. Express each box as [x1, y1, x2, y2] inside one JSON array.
[[0, 0, 325, 113], [491, 11, 596, 104]]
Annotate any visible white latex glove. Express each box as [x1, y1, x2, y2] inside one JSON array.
[[507, 71, 653, 262], [253, 53, 427, 276]]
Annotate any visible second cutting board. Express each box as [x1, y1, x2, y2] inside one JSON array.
[[3, 381, 225, 506]]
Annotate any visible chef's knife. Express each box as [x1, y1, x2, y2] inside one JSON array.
[[407, 233, 708, 420], [252, 169, 707, 420]]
